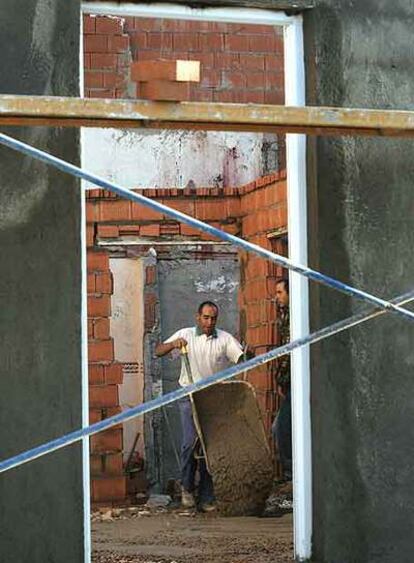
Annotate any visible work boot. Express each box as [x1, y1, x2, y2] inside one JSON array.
[[181, 488, 195, 509], [199, 501, 216, 513]]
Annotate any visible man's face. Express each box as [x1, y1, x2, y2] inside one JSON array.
[[196, 305, 218, 336], [275, 282, 289, 308]]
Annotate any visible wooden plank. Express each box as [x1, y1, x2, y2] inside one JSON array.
[[1, 95, 414, 137]]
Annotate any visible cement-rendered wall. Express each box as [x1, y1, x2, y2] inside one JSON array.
[[0, 1, 84, 561], [305, 2, 414, 561]]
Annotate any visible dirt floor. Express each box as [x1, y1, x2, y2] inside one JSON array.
[[91, 511, 293, 563]]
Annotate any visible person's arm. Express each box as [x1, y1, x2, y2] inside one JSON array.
[[155, 337, 188, 357], [225, 334, 245, 364]]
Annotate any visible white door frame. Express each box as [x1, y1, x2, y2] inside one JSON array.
[[80, 3, 311, 560]]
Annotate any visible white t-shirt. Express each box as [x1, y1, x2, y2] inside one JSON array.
[[164, 327, 243, 387]]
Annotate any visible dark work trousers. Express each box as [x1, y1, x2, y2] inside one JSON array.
[[178, 397, 214, 503], [272, 389, 292, 480]]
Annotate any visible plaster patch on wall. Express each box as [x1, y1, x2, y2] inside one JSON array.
[[194, 275, 238, 294], [82, 127, 266, 188]]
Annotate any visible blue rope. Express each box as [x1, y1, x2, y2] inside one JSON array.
[[0, 290, 412, 474], [0, 131, 413, 322]]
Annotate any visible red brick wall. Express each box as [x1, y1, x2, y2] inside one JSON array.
[[86, 173, 287, 498], [83, 14, 284, 105], [87, 249, 126, 504], [238, 178, 288, 432]]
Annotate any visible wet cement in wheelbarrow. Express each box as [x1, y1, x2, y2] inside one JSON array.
[[193, 381, 274, 516]]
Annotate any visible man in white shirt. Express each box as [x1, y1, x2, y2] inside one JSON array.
[[155, 301, 244, 512]]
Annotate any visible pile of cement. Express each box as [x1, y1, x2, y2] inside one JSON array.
[[193, 381, 274, 516]]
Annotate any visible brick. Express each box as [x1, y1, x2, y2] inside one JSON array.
[[199, 33, 224, 51], [87, 273, 96, 294], [84, 53, 91, 70], [264, 90, 284, 105], [118, 224, 140, 236], [85, 71, 104, 88], [214, 90, 241, 104], [225, 35, 250, 52], [131, 59, 200, 82], [216, 52, 240, 70], [94, 318, 111, 340], [222, 71, 246, 89], [221, 222, 240, 236], [84, 35, 108, 54], [138, 80, 191, 101], [90, 428, 122, 453], [193, 89, 213, 102], [90, 53, 118, 69], [91, 453, 124, 476], [89, 408, 103, 424], [250, 34, 278, 53], [89, 384, 118, 409], [139, 224, 160, 237], [86, 225, 95, 248], [95, 272, 113, 294], [104, 363, 123, 385], [130, 202, 161, 221], [97, 224, 119, 239], [90, 88, 116, 99], [91, 476, 126, 502], [240, 54, 265, 71], [86, 201, 98, 222], [144, 292, 158, 330], [89, 364, 105, 385], [195, 200, 226, 221], [88, 295, 111, 318], [89, 339, 114, 363], [173, 33, 200, 52], [132, 17, 162, 31], [107, 34, 129, 53], [99, 200, 131, 221], [180, 224, 202, 237], [163, 199, 195, 217], [88, 319, 94, 339], [95, 16, 123, 35], [87, 251, 109, 272], [147, 32, 172, 50], [83, 14, 96, 34], [246, 72, 265, 89], [159, 222, 180, 236], [201, 69, 221, 88], [146, 265, 156, 285], [103, 72, 124, 89]]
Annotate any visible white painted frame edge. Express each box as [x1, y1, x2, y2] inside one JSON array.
[[80, 13, 92, 563], [80, 4, 311, 561]]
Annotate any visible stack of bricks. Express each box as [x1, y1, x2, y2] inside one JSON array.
[[131, 59, 201, 101], [87, 250, 126, 504], [83, 14, 285, 105]]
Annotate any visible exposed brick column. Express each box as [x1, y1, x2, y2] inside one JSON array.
[[238, 172, 288, 433], [87, 246, 126, 505]]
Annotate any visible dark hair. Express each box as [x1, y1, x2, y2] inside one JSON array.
[[198, 301, 219, 315], [275, 277, 289, 294]]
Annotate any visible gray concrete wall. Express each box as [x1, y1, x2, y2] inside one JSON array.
[[304, 2, 414, 561], [0, 1, 84, 561]]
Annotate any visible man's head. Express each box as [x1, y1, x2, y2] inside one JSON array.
[[275, 278, 289, 308], [196, 301, 219, 336]]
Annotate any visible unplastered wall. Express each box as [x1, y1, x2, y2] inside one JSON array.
[[82, 14, 285, 189], [86, 171, 288, 502]]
